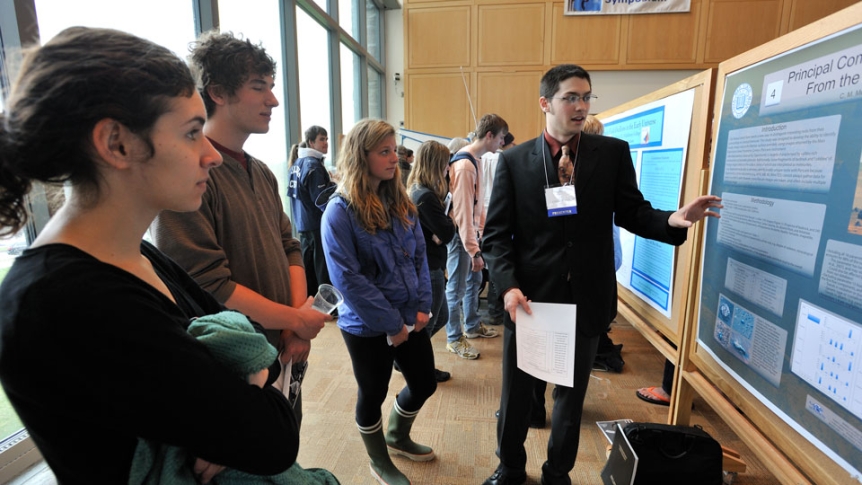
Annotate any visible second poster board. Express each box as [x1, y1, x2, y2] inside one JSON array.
[[597, 69, 715, 348]]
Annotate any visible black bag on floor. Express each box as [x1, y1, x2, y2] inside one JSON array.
[[623, 422, 723, 485]]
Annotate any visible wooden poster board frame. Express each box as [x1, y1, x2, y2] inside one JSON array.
[[683, 4, 862, 484], [596, 69, 716, 363]]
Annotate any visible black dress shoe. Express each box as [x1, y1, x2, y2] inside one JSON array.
[[483, 465, 527, 485], [529, 412, 546, 429], [540, 462, 572, 485]]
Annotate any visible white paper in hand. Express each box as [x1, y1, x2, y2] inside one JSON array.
[[515, 302, 576, 387]]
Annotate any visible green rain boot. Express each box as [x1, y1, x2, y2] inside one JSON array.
[[385, 401, 436, 462], [358, 420, 411, 485]]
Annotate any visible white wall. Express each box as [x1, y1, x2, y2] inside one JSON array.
[[384, 10, 701, 128], [384, 8, 405, 129], [588, 70, 702, 114]]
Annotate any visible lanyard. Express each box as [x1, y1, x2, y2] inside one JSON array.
[[541, 133, 580, 188]]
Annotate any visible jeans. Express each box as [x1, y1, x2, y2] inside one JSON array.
[[426, 268, 448, 339], [445, 232, 482, 342]]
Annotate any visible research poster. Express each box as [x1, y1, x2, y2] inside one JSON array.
[[603, 89, 695, 319], [698, 23, 862, 479]]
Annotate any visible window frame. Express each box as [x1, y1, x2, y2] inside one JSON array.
[[0, 0, 387, 478]]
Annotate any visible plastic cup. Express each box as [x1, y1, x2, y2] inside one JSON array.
[[311, 284, 343, 315]]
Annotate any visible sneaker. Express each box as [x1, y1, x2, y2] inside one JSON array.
[[465, 323, 499, 339], [446, 336, 480, 359]]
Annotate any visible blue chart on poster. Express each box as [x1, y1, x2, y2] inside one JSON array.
[[698, 23, 862, 479]]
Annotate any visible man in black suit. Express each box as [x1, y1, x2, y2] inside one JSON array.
[[481, 64, 722, 485]]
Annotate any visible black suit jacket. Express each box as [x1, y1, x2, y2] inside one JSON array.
[[482, 133, 687, 337]]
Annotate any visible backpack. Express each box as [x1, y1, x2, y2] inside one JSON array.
[[447, 151, 479, 210]]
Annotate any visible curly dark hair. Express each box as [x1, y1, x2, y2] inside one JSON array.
[[189, 30, 277, 117]]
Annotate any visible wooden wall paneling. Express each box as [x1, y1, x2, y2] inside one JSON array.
[[695, 0, 710, 64], [550, 3, 622, 65], [478, 3, 545, 66], [406, 72, 472, 138], [543, 2, 554, 67], [626, 0, 701, 64], [407, 6, 472, 69], [778, 0, 793, 34], [407, 0, 467, 4], [476, 71, 544, 142], [788, 0, 860, 32], [703, 0, 784, 64]]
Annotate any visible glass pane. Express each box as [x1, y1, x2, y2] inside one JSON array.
[[340, 44, 360, 140], [309, 0, 327, 14], [0, 229, 29, 442], [35, 0, 196, 58], [339, 0, 357, 39], [366, 0, 381, 61], [368, 67, 382, 119], [297, 8, 333, 163], [218, 1, 290, 209]]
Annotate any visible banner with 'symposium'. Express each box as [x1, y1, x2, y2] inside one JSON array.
[[565, 0, 690, 16]]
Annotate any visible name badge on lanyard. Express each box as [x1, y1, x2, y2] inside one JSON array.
[[541, 133, 580, 218], [545, 185, 577, 217]]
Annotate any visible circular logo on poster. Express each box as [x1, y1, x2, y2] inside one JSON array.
[[731, 83, 753, 119]]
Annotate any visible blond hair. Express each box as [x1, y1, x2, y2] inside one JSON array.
[[407, 140, 450, 204], [583, 115, 604, 135], [336, 119, 415, 233]]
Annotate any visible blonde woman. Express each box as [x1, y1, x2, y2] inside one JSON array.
[[406, 141, 456, 382], [321, 119, 436, 485]]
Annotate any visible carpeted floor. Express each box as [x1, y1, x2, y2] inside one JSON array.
[[296, 311, 781, 485]]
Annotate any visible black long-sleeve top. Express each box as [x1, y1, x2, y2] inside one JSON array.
[[411, 185, 456, 271], [0, 241, 298, 484]]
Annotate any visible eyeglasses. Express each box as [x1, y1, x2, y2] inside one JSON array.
[[549, 94, 598, 104]]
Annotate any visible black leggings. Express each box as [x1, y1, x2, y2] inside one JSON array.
[[341, 328, 437, 427]]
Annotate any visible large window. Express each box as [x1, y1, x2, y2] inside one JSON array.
[[340, 44, 360, 137], [218, 0, 289, 206], [297, 7, 333, 159], [366, 0, 381, 62], [368, 67, 382, 119], [339, 0, 358, 39], [35, 0, 196, 58]]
